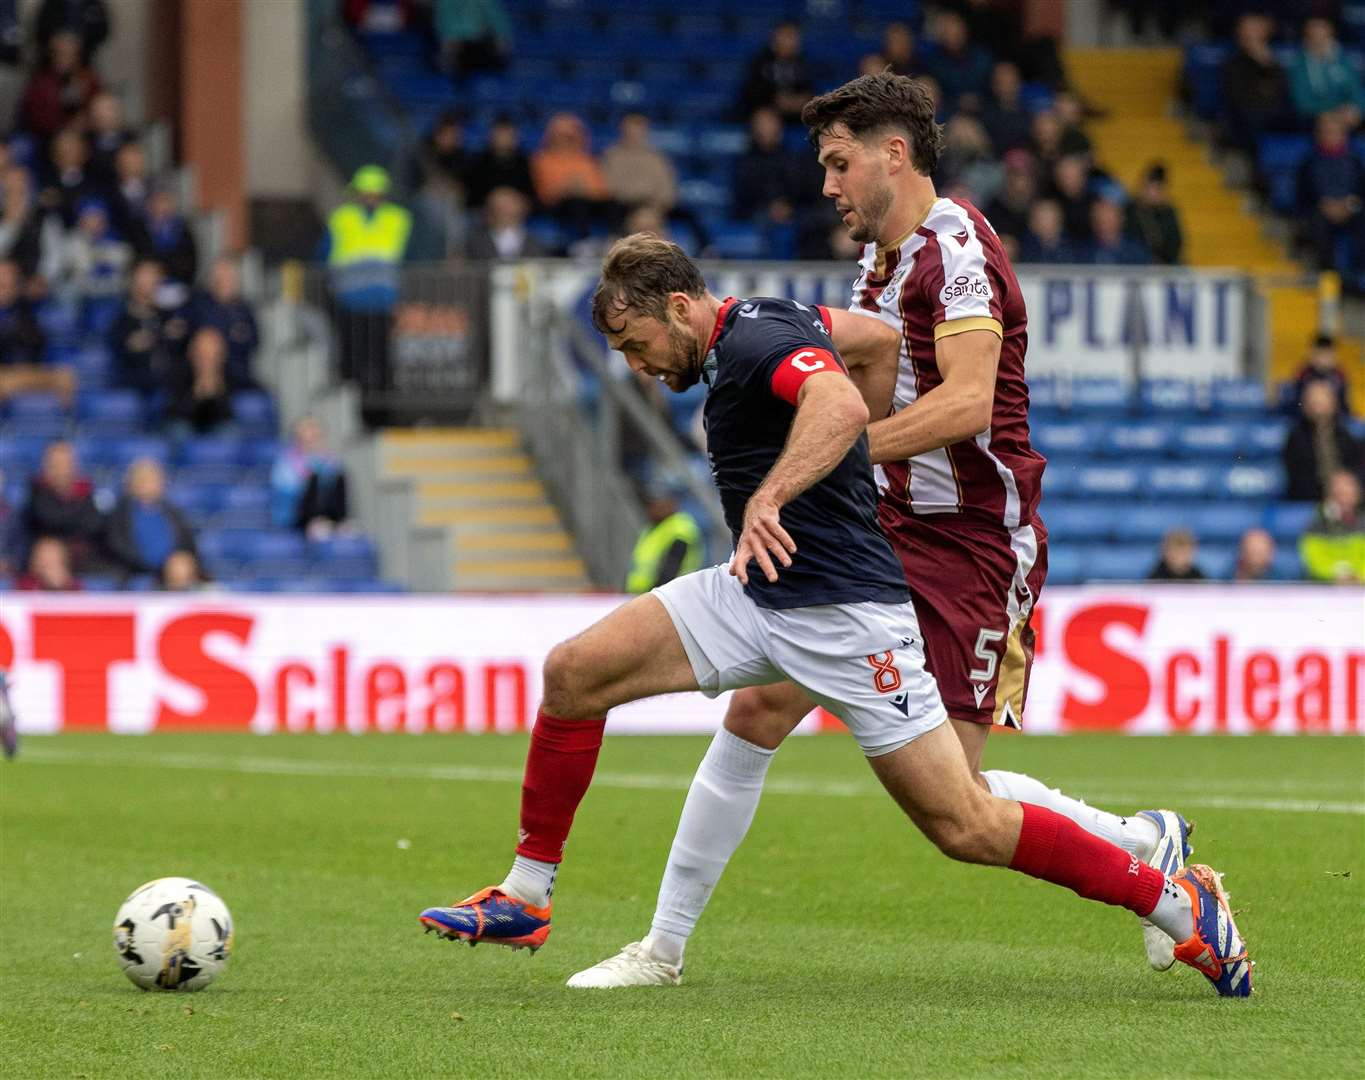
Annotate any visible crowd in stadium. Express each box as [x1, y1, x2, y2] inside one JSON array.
[[0, 1, 373, 592]]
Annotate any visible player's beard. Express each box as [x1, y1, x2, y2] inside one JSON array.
[[661, 319, 701, 391], [847, 179, 894, 244]]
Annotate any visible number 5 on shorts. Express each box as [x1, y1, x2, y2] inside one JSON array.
[[969, 628, 1005, 683]]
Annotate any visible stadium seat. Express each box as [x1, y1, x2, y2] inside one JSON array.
[[1212, 378, 1268, 414], [82, 575, 122, 592], [1040, 502, 1114, 542], [1140, 378, 1205, 415], [0, 434, 54, 474], [1174, 422, 1241, 457], [1243, 418, 1289, 457], [1270, 547, 1304, 580], [310, 533, 377, 563], [1219, 463, 1284, 500], [1071, 378, 1130, 414], [1197, 544, 1238, 580], [78, 389, 143, 431], [241, 440, 283, 470], [1032, 421, 1102, 458], [1081, 544, 1155, 581], [77, 434, 168, 471], [1189, 503, 1263, 541], [231, 392, 276, 435], [1267, 501, 1318, 541], [1039, 459, 1080, 498], [1074, 464, 1143, 498], [1122, 502, 1201, 542], [7, 393, 68, 421], [1147, 464, 1216, 499], [1045, 545, 1084, 585], [178, 436, 244, 469], [1103, 419, 1176, 457]]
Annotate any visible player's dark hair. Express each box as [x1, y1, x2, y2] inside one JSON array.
[[801, 72, 944, 176], [591, 233, 706, 333]]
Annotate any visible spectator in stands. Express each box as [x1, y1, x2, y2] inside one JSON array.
[[25, 439, 104, 572], [937, 115, 1002, 207], [83, 90, 134, 190], [271, 415, 350, 538], [531, 112, 611, 238], [1029, 108, 1065, 174], [924, 9, 993, 114], [434, 0, 511, 77], [323, 165, 412, 400], [465, 185, 543, 261], [18, 30, 101, 142], [1149, 527, 1205, 581], [1288, 17, 1365, 130], [1053, 92, 1094, 158], [0, 258, 74, 402], [412, 109, 471, 199], [135, 184, 198, 299], [1018, 198, 1075, 264], [48, 195, 129, 299], [1126, 163, 1183, 265], [1220, 11, 1296, 156], [981, 61, 1033, 155], [882, 22, 919, 78], [736, 22, 812, 125], [964, 0, 1070, 96], [1284, 378, 1365, 501], [39, 124, 97, 226], [1300, 467, 1365, 582], [602, 114, 677, 219], [104, 457, 197, 577], [1234, 527, 1277, 582], [1296, 111, 1365, 273], [110, 258, 181, 396], [625, 486, 702, 594], [984, 151, 1037, 260], [36, 0, 110, 60], [17, 535, 79, 590], [1085, 197, 1149, 265], [1295, 333, 1352, 415], [734, 106, 820, 227], [0, 466, 19, 578], [168, 327, 234, 437], [464, 116, 534, 210], [159, 548, 208, 591], [109, 140, 149, 239], [187, 256, 259, 391], [1049, 154, 1095, 245], [0, 164, 57, 276]]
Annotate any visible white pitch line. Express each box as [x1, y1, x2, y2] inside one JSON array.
[[11, 747, 1365, 816]]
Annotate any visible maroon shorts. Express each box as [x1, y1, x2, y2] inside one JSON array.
[[879, 508, 1049, 728]]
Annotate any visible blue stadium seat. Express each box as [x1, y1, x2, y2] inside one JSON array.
[[0, 434, 54, 474], [1032, 421, 1102, 458], [1243, 418, 1289, 457], [1074, 464, 1143, 498], [78, 389, 142, 431], [1218, 463, 1284, 499], [1212, 378, 1268, 414], [167, 482, 223, 525], [1040, 458, 1082, 498], [318, 557, 379, 580], [231, 392, 275, 435], [241, 439, 282, 470], [7, 392, 68, 421], [1197, 544, 1238, 580], [77, 434, 168, 472], [201, 527, 305, 564], [1267, 501, 1318, 540], [1174, 422, 1241, 457], [1183, 43, 1230, 119], [1122, 502, 1200, 542], [173, 464, 248, 489], [338, 579, 406, 594], [242, 557, 314, 580], [1190, 503, 1263, 541], [1147, 464, 1216, 499], [1103, 419, 1176, 457], [1041, 502, 1114, 542], [1270, 547, 1304, 580], [1027, 376, 1061, 412], [178, 436, 243, 469], [1071, 378, 1130, 413], [1046, 545, 1084, 585], [1140, 378, 1205, 415], [310, 533, 377, 563], [82, 575, 122, 593], [1082, 544, 1155, 581], [709, 224, 764, 258]]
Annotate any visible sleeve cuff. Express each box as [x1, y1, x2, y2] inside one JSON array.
[[934, 316, 1003, 341]]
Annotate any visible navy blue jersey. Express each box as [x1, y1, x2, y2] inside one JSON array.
[[701, 296, 910, 610]]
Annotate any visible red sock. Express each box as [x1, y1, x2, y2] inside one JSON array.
[[514, 710, 607, 864], [1009, 803, 1164, 917]]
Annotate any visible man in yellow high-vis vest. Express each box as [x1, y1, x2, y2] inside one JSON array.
[[324, 165, 412, 404], [625, 491, 703, 593]]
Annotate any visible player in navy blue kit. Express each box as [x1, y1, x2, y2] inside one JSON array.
[[419, 238, 1240, 1003]]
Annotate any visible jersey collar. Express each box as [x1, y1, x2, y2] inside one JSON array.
[[706, 297, 739, 353]]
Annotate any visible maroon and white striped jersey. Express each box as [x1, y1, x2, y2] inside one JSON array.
[[847, 197, 1045, 529]]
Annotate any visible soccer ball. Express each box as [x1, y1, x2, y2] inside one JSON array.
[[112, 877, 234, 991]]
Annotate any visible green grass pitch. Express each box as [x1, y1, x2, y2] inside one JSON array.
[[2, 732, 1362, 1079]]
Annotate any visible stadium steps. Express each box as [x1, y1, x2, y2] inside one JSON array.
[[377, 427, 590, 592], [1069, 47, 1365, 407]]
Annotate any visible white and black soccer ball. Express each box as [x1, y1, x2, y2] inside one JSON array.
[[112, 877, 234, 991]]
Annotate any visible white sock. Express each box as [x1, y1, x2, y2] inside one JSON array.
[[983, 770, 1160, 859], [499, 855, 556, 908], [647, 727, 776, 965], [1146, 875, 1195, 943]]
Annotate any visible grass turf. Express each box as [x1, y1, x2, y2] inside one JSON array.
[[1, 732, 1362, 1079]]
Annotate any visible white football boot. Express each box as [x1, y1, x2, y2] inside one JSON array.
[[566, 941, 682, 988], [1136, 809, 1195, 970]]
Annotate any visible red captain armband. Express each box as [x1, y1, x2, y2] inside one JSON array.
[[770, 347, 839, 404]]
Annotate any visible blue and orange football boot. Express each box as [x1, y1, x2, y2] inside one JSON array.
[[419, 888, 552, 952], [1170, 864, 1253, 997], [1136, 809, 1195, 970]]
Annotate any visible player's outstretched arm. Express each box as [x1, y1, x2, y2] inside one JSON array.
[[865, 327, 999, 465], [731, 372, 869, 585], [823, 308, 899, 419]]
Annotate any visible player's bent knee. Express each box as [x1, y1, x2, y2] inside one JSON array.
[[921, 799, 1006, 866], [540, 640, 600, 719], [724, 686, 804, 750]]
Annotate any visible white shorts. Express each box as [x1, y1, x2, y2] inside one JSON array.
[[653, 565, 948, 756]]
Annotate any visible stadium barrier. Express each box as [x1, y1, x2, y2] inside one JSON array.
[[3, 588, 1359, 736]]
